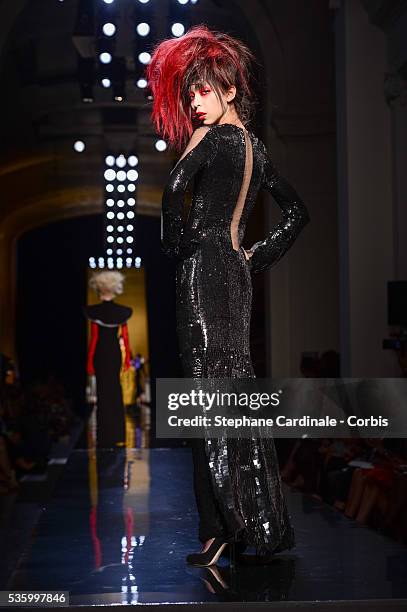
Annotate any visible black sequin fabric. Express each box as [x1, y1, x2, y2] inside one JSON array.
[[161, 123, 310, 553]]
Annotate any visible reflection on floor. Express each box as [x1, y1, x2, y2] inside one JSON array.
[[87, 399, 151, 449], [5, 439, 407, 606]]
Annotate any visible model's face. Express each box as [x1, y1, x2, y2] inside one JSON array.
[[189, 82, 235, 126]]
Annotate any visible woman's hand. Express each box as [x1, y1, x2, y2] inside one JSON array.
[[242, 248, 253, 261]]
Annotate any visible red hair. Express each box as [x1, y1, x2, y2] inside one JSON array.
[[145, 24, 257, 152]]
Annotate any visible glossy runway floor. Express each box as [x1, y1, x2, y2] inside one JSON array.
[[4, 446, 407, 607]]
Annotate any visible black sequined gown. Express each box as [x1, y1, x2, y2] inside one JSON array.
[[161, 123, 310, 554]]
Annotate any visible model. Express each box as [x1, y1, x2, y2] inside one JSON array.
[[146, 24, 310, 566], [84, 270, 132, 448]]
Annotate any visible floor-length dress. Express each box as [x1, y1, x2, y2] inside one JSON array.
[[84, 301, 132, 448], [161, 123, 310, 553]]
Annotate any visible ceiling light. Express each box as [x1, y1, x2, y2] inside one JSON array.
[[136, 23, 150, 36], [171, 23, 185, 37], [128, 155, 138, 166], [99, 52, 112, 64], [103, 23, 116, 37], [73, 140, 85, 153], [138, 52, 151, 65]]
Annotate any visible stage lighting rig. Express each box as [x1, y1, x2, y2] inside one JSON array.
[[89, 152, 142, 270]]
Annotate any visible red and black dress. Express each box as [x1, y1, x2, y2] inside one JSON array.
[[84, 300, 132, 448]]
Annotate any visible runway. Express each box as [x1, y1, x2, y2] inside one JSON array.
[[1, 444, 407, 609]]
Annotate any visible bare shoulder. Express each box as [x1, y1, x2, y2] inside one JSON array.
[[189, 125, 213, 144], [178, 126, 216, 163]]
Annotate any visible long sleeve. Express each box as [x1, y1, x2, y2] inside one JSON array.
[[87, 321, 98, 375], [161, 126, 219, 260], [121, 322, 131, 371], [248, 141, 310, 275]]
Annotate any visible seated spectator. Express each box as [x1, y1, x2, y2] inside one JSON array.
[[345, 439, 407, 525], [317, 438, 367, 507]]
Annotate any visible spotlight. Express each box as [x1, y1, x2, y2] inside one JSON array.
[[126, 225, 134, 231], [106, 184, 114, 192], [137, 0, 150, 3], [127, 248, 133, 254], [117, 200, 125, 207], [116, 170, 126, 181], [138, 52, 151, 65], [127, 169, 138, 181], [127, 198, 136, 206], [101, 78, 111, 88], [106, 225, 114, 232], [117, 212, 125, 220], [126, 236, 134, 243], [135, 257, 141, 264], [117, 249, 123, 255], [117, 237, 124, 244], [177, 0, 189, 4], [116, 155, 126, 168], [105, 155, 115, 166], [128, 155, 138, 166], [155, 139, 167, 152], [136, 23, 150, 36], [117, 226, 124, 232], [104, 169, 116, 181], [102, 23, 116, 37], [73, 140, 85, 152], [103, 0, 115, 4], [107, 249, 113, 255], [107, 212, 115, 219], [171, 23, 185, 37], [136, 78, 147, 89], [107, 236, 114, 243], [127, 184, 136, 192], [106, 199, 114, 206], [191, 0, 198, 3], [127, 211, 135, 219], [117, 184, 125, 193], [99, 52, 112, 64]]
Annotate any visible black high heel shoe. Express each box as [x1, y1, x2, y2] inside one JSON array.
[[186, 538, 231, 567], [220, 538, 246, 562]]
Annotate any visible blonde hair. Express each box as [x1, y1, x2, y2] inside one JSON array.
[[89, 271, 125, 298]]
